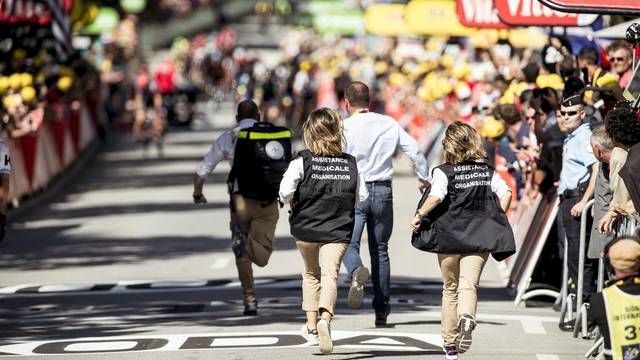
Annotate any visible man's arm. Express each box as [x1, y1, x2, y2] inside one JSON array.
[[396, 124, 429, 181], [571, 162, 598, 217], [192, 134, 228, 204]]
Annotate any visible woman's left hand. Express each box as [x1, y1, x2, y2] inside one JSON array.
[[410, 214, 422, 233]]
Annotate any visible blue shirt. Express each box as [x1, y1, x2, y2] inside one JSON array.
[[558, 123, 597, 193]]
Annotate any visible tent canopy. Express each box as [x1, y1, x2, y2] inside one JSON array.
[[594, 18, 640, 39]]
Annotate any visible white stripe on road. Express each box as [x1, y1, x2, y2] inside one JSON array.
[[65, 341, 139, 352], [40, 284, 95, 293], [521, 319, 547, 334], [210, 258, 230, 269], [536, 355, 560, 360], [150, 281, 208, 288], [405, 311, 559, 323]]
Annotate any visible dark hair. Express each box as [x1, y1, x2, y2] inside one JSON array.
[[497, 104, 522, 125], [605, 102, 640, 146], [578, 47, 599, 66], [345, 81, 370, 108], [563, 76, 585, 98], [522, 63, 540, 84], [559, 57, 578, 79], [237, 99, 259, 120]]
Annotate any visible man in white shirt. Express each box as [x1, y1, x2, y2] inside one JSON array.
[[342, 82, 429, 326], [0, 138, 10, 242], [192, 100, 279, 316]]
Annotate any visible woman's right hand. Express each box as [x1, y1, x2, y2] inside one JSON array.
[[410, 214, 422, 233]]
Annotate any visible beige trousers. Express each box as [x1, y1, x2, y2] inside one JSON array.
[[296, 241, 348, 316], [231, 194, 279, 304], [437, 253, 489, 345]]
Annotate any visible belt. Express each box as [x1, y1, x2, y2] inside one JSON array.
[[367, 180, 392, 187], [560, 188, 583, 200]]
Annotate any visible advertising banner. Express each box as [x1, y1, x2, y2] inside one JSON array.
[[495, 0, 598, 26], [405, 0, 475, 36], [0, 0, 52, 24], [456, 0, 509, 29], [365, 3, 415, 36], [538, 0, 640, 15]]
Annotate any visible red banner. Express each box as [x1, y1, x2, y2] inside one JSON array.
[[496, 0, 598, 26], [0, 0, 71, 25], [456, 0, 509, 29], [538, 0, 640, 14]]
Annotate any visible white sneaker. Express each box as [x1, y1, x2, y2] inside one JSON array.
[[317, 319, 333, 354], [300, 324, 318, 345], [347, 266, 369, 309]]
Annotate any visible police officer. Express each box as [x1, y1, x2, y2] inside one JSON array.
[[557, 94, 598, 323], [588, 235, 640, 360], [341, 81, 429, 326], [192, 100, 282, 316]]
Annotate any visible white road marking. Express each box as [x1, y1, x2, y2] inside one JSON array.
[[65, 341, 139, 352], [211, 337, 279, 347], [0, 331, 442, 356], [361, 337, 406, 346], [150, 281, 208, 288], [39, 284, 95, 293], [521, 319, 547, 334], [210, 258, 230, 269], [536, 355, 560, 360]]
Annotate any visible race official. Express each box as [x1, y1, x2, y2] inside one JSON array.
[[192, 100, 279, 316], [0, 137, 10, 241], [588, 236, 640, 360], [341, 81, 429, 326], [557, 94, 598, 309]]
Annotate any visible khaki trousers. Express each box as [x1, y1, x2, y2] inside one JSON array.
[[296, 241, 348, 316], [437, 253, 489, 345], [231, 194, 279, 304]]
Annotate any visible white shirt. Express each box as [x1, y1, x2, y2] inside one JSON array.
[[279, 157, 369, 204], [195, 118, 257, 178], [428, 168, 511, 200], [343, 111, 429, 182], [0, 139, 10, 175]]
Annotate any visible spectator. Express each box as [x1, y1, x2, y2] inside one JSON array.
[[589, 126, 614, 259], [606, 40, 634, 89], [588, 235, 640, 360]]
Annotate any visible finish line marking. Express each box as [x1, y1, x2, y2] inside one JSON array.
[[0, 331, 443, 356]]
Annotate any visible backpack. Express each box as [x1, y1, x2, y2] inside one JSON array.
[[228, 122, 292, 202]]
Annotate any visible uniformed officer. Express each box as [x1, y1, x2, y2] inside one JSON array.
[[588, 236, 640, 360], [557, 94, 598, 314], [279, 108, 368, 354], [341, 81, 429, 326], [192, 100, 280, 316], [0, 134, 10, 241]]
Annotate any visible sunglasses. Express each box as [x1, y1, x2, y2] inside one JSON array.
[[608, 57, 627, 63], [560, 110, 579, 117]]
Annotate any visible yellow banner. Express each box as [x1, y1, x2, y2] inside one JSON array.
[[405, 0, 475, 36], [365, 3, 416, 36]]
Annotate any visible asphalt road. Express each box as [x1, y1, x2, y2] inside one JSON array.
[[0, 98, 597, 359]]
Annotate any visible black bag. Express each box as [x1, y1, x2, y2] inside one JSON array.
[[411, 183, 440, 252], [229, 122, 292, 202]]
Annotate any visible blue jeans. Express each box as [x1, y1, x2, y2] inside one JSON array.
[[343, 182, 393, 314]]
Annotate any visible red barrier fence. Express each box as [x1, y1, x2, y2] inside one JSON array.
[[8, 101, 98, 203]]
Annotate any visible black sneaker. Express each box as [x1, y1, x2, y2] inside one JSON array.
[[243, 300, 257, 316], [231, 223, 246, 258], [456, 314, 476, 353], [558, 319, 575, 331]]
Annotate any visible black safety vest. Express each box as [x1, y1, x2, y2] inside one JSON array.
[[229, 122, 292, 202], [417, 161, 516, 260], [289, 150, 358, 244]]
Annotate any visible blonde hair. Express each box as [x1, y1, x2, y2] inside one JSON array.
[[442, 121, 487, 164], [302, 108, 343, 156]]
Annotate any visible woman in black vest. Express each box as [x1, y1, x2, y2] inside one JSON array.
[[279, 108, 368, 354], [410, 121, 515, 360]]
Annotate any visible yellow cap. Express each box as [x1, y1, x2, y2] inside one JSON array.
[[536, 74, 564, 90], [20, 86, 37, 103], [482, 116, 505, 139], [299, 61, 312, 72], [57, 76, 73, 92], [595, 72, 620, 88], [20, 73, 33, 87], [9, 73, 22, 90], [3, 95, 19, 109]]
